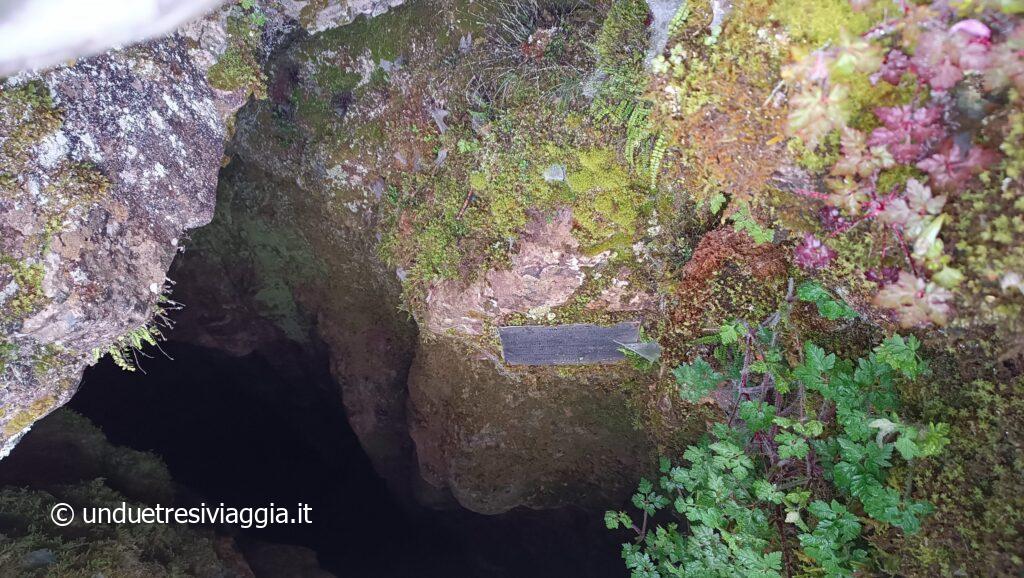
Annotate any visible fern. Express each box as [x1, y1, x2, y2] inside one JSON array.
[[649, 133, 668, 189], [91, 288, 179, 372], [730, 204, 775, 244], [609, 292, 949, 577], [92, 325, 163, 372], [624, 105, 652, 168], [667, 1, 691, 38], [591, 71, 667, 189]]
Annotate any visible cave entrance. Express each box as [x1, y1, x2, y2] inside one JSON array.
[[70, 341, 463, 576], [67, 340, 623, 577]]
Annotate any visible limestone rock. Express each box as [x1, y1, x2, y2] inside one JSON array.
[[0, 37, 223, 457], [275, 0, 407, 34], [407, 336, 649, 514], [425, 209, 612, 335]]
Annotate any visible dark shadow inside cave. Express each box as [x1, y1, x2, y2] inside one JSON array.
[[55, 340, 624, 577]]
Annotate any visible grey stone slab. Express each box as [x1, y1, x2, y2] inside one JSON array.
[[498, 322, 640, 366]]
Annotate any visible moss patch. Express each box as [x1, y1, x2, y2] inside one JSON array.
[[207, 13, 266, 97], [891, 370, 1024, 575], [3, 396, 56, 437], [0, 257, 46, 323], [0, 80, 62, 177], [772, 0, 877, 46]]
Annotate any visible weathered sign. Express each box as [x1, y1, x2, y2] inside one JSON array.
[[498, 322, 641, 365]]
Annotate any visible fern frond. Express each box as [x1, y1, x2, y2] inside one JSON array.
[[667, 1, 691, 38], [93, 291, 175, 372], [649, 133, 667, 189]]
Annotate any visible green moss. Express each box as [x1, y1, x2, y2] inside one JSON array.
[[357, 1, 662, 313], [382, 110, 593, 291], [1001, 99, 1024, 180], [788, 133, 840, 173], [0, 256, 46, 322], [0, 341, 14, 376], [876, 165, 925, 195], [40, 162, 111, 250], [894, 375, 1024, 575], [0, 80, 62, 174], [567, 149, 646, 247], [664, 49, 721, 117], [596, 0, 650, 72], [206, 15, 266, 96], [31, 343, 63, 377], [706, 265, 786, 323], [3, 396, 55, 436], [837, 68, 917, 131], [943, 152, 1024, 334], [309, 0, 458, 64], [314, 66, 360, 94], [488, 188, 529, 240], [409, 220, 463, 281], [772, 0, 876, 46], [208, 47, 262, 92], [291, 87, 336, 134]]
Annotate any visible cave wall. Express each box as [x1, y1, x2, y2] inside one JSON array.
[[0, 35, 225, 458], [169, 154, 420, 498], [1, 0, 698, 528]]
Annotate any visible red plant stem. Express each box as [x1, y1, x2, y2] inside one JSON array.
[[793, 188, 830, 201], [775, 504, 795, 578], [890, 225, 920, 277], [829, 208, 877, 237]]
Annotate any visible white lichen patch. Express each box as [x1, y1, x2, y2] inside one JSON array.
[[161, 92, 181, 115], [34, 131, 70, 169]]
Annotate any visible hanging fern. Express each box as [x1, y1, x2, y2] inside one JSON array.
[[91, 289, 179, 372], [624, 105, 652, 168], [590, 77, 667, 189], [92, 325, 163, 372]]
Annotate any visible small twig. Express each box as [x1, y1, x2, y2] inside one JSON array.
[[763, 80, 785, 107], [456, 190, 475, 219]]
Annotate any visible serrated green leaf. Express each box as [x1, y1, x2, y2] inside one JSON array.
[[894, 435, 919, 460], [718, 322, 743, 345], [709, 192, 727, 214], [673, 357, 724, 402]]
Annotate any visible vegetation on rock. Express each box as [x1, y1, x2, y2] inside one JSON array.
[[207, 5, 268, 97], [609, 286, 950, 576], [4, 0, 1022, 574], [240, 1, 1024, 569]]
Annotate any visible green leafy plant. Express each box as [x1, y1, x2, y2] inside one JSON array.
[[608, 282, 947, 577], [91, 293, 179, 372], [730, 203, 774, 244], [796, 280, 857, 320], [239, 0, 267, 27], [92, 325, 163, 372]]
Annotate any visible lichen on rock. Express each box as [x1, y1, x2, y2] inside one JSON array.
[[0, 35, 225, 456]]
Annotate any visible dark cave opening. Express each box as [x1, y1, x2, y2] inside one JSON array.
[[58, 340, 623, 577], [69, 341, 447, 575]]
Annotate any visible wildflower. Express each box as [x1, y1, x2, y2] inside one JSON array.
[[795, 234, 836, 270]]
